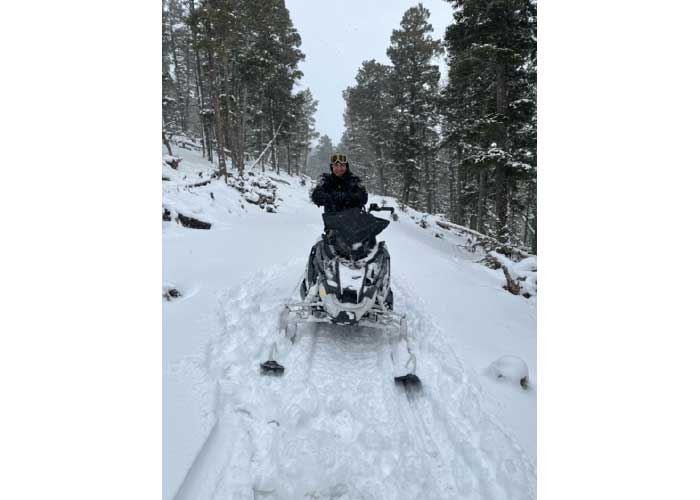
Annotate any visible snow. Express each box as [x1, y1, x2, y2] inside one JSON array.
[[486, 355, 530, 389], [488, 251, 538, 299], [163, 144, 536, 499]]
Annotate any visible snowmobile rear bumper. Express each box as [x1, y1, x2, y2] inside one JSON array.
[[284, 301, 400, 329]]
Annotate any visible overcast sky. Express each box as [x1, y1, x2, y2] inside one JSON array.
[[286, 0, 456, 147]]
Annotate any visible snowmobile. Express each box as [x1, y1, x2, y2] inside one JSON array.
[[261, 203, 420, 386]]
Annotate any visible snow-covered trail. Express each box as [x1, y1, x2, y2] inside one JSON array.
[[164, 147, 536, 499], [170, 265, 534, 500]]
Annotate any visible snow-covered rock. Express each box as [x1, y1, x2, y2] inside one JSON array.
[[487, 355, 530, 389]]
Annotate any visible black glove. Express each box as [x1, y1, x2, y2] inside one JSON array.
[[312, 189, 329, 207]]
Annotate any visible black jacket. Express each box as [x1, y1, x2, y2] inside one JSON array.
[[311, 171, 368, 213]]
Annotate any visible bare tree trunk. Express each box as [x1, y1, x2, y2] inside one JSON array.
[[404, 111, 416, 206], [378, 161, 386, 196], [494, 62, 509, 241], [425, 157, 433, 214], [167, 11, 186, 133], [494, 163, 509, 240], [270, 112, 277, 174], [379, 160, 386, 196], [402, 179, 412, 206], [182, 33, 193, 135], [457, 149, 469, 227], [162, 129, 173, 156], [530, 189, 537, 254], [235, 86, 247, 177], [373, 144, 386, 196], [285, 142, 290, 176], [448, 155, 456, 222], [429, 157, 437, 214], [256, 129, 264, 172], [222, 59, 236, 172], [206, 46, 227, 179], [200, 5, 226, 175], [301, 144, 308, 176], [187, 0, 208, 158], [206, 122, 213, 162], [476, 168, 487, 233], [522, 181, 534, 247]]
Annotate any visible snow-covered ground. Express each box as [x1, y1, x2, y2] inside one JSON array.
[[163, 145, 537, 499]]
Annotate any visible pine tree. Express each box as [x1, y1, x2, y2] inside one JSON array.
[[386, 4, 443, 206], [243, 0, 304, 174], [443, 0, 537, 246], [308, 135, 334, 179], [343, 60, 394, 195], [285, 89, 318, 176], [178, 0, 310, 178]]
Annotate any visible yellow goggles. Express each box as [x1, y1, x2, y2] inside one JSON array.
[[330, 154, 347, 164]]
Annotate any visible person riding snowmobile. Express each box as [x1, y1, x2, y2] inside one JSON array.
[[262, 153, 417, 385], [311, 154, 368, 213]]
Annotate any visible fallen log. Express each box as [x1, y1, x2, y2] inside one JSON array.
[[269, 175, 291, 185], [177, 213, 211, 230], [435, 220, 531, 259], [501, 265, 522, 295], [250, 121, 284, 170], [184, 180, 211, 188]]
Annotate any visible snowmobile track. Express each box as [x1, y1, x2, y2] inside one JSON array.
[[396, 385, 460, 498], [301, 323, 320, 384]]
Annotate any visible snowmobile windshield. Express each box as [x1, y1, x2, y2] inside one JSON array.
[[322, 208, 389, 259], [323, 208, 389, 243]]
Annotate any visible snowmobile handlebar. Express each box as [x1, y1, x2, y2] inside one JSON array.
[[368, 203, 395, 215]]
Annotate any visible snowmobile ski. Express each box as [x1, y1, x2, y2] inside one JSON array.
[[395, 373, 421, 387], [390, 316, 421, 387], [260, 359, 284, 375], [260, 309, 294, 376]]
